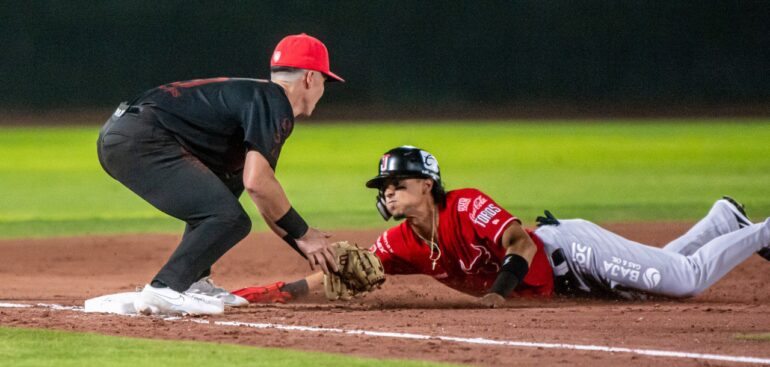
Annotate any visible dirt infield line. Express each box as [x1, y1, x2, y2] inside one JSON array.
[[3, 302, 769, 365]]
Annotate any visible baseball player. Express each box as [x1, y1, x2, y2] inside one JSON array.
[[97, 33, 344, 316], [235, 146, 770, 306]]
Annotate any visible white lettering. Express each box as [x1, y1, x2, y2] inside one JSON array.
[[473, 196, 487, 211], [380, 231, 394, 253], [629, 270, 640, 282], [457, 198, 470, 212], [603, 260, 643, 283], [572, 242, 593, 267], [603, 260, 613, 273], [474, 204, 501, 228]]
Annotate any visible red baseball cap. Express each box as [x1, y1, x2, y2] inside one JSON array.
[[270, 33, 344, 82]]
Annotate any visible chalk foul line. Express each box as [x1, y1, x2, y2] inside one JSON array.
[[1, 302, 768, 365]]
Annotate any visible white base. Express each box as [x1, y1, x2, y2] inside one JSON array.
[[84, 292, 139, 315]]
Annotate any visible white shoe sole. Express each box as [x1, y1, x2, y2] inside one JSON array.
[[135, 286, 224, 316], [224, 295, 249, 307], [184, 291, 249, 307]]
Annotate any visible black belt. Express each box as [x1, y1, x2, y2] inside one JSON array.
[[126, 106, 143, 114], [550, 248, 588, 295]]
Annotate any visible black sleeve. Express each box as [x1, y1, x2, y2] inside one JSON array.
[[240, 101, 280, 169]]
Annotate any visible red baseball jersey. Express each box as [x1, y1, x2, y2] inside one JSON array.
[[370, 188, 554, 297]]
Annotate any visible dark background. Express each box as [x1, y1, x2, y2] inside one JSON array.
[[2, 1, 769, 118]]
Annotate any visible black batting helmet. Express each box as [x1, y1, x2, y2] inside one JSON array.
[[366, 146, 443, 220], [365, 146, 441, 189]]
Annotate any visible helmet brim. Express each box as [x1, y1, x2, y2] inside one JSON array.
[[365, 176, 387, 189], [365, 173, 432, 189]]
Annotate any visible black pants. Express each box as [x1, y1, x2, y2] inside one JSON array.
[[97, 108, 251, 292]]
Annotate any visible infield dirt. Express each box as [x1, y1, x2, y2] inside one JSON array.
[[1, 222, 768, 366]]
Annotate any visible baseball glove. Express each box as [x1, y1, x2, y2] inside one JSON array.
[[323, 241, 386, 300]]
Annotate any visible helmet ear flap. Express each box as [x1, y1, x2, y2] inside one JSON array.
[[376, 191, 392, 221]]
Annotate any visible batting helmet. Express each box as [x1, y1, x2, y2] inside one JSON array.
[[366, 146, 441, 188], [366, 146, 442, 220]]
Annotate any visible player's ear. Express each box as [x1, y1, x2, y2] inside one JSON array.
[[303, 71, 313, 89], [423, 178, 433, 194]]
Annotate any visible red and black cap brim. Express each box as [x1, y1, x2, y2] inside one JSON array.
[[323, 70, 344, 83]]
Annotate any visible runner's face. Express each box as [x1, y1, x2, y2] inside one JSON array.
[[381, 178, 431, 219]]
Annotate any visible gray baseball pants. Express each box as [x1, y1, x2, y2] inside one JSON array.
[[534, 199, 770, 298]]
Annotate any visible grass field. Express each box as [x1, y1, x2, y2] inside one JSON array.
[[1, 119, 769, 365], [0, 327, 457, 367], [1, 120, 769, 238]]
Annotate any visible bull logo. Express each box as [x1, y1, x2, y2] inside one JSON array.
[[459, 243, 499, 274]]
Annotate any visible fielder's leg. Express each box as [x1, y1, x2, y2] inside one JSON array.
[[98, 112, 251, 292], [662, 198, 750, 255], [188, 170, 245, 283]]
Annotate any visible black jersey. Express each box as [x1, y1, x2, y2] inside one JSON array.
[[131, 78, 294, 174]]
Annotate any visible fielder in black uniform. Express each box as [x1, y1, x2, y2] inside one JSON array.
[[96, 33, 344, 315]]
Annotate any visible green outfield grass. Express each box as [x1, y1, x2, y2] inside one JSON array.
[[1, 120, 769, 238], [734, 332, 770, 341], [0, 327, 457, 367]]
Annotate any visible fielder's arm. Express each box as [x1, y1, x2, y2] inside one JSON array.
[[479, 221, 536, 307], [243, 150, 337, 273], [233, 242, 387, 303]]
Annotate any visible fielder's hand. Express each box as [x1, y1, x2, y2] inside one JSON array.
[[478, 292, 506, 308], [296, 228, 338, 274]]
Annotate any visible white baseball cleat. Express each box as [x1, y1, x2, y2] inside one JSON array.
[[720, 196, 770, 261], [185, 277, 249, 307], [134, 284, 224, 316]]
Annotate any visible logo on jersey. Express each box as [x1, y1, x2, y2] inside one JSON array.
[[571, 242, 593, 269], [642, 267, 661, 289], [472, 196, 487, 212], [457, 198, 470, 212], [469, 195, 487, 218], [270, 118, 294, 159], [602, 256, 642, 282], [373, 231, 394, 254], [473, 204, 502, 228], [273, 51, 282, 62], [459, 243, 500, 275]]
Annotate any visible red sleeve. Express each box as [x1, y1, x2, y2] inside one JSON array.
[[465, 189, 518, 245], [368, 229, 419, 275]]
